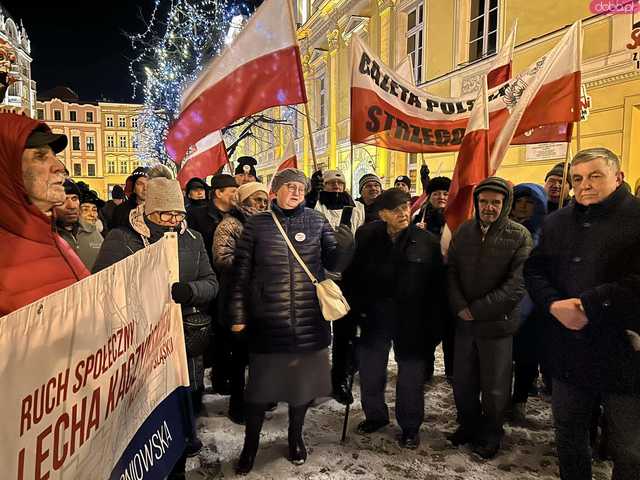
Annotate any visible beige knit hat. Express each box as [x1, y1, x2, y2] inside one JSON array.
[[144, 177, 186, 214], [237, 182, 269, 204]]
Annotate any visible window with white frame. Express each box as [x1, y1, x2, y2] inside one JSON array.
[[86, 136, 95, 151], [469, 0, 498, 62], [107, 160, 115, 174], [119, 116, 126, 128], [318, 75, 327, 128], [120, 160, 128, 174], [406, 3, 424, 84], [119, 136, 127, 148], [107, 135, 114, 148], [131, 116, 138, 128], [106, 116, 114, 127], [86, 111, 94, 123]]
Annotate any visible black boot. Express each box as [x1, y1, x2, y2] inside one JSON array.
[[235, 403, 266, 475], [288, 403, 310, 466]]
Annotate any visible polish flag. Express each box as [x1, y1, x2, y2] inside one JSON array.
[[276, 137, 297, 172], [488, 21, 582, 174], [441, 76, 490, 253], [487, 20, 517, 88], [165, 0, 307, 164], [177, 131, 228, 189]]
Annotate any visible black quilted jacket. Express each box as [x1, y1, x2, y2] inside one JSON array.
[[447, 177, 533, 338], [229, 202, 340, 354]]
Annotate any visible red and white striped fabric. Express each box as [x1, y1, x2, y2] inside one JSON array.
[[165, 0, 307, 163], [487, 20, 517, 88], [441, 76, 490, 253], [276, 137, 297, 172], [177, 131, 228, 189]]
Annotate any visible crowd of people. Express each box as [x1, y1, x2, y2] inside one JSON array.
[[1, 112, 639, 480]]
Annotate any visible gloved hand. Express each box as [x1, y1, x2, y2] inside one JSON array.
[[334, 224, 354, 251], [171, 282, 193, 304], [420, 164, 430, 192], [310, 170, 324, 193]]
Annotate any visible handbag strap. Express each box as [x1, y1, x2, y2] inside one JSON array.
[[271, 212, 318, 285]]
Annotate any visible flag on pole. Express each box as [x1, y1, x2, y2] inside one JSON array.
[[177, 131, 228, 189], [441, 76, 491, 252], [165, 0, 307, 164], [276, 137, 297, 172], [487, 20, 517, 87]]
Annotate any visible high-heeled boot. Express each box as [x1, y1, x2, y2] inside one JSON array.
[[235, 403, 266, 475], [288, 402, 310, 465]]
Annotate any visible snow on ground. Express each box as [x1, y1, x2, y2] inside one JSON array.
[[186, 347, 613, 479]]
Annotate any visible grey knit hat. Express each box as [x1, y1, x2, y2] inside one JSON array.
[[359, 173, 382, 193], [144, 178, 186, 215], [271, 168, 308, 193]]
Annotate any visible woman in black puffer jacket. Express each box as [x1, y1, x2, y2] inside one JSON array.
[[229, 168, 353, 475]]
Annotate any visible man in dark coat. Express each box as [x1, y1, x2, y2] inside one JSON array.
[[525, 148, 640, 480], [344, 188, 444, 449], [101, 184, 125, 229], [356, 173, 383, 223], [110, 167, 149, 229], [185, 177, 210, 210], [186, 173, 238, 394], [544, 162, 571, 213], [446, 177, 532, 459]]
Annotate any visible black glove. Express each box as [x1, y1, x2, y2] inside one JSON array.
[[171, 282, 193, 304], [310, 170, 324, 193], [334, 224, 354, 250], [420, 164, 430, 192]]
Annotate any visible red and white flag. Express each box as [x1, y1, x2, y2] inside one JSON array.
[[441, 76, 490, 252], [276, 137, 297, 172], [489, 20, 582, 173], [487, 20, 517, 87], [177, 131, 228, 189], [165, 0, 307, 163]]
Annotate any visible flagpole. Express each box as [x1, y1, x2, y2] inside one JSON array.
[[303, 102, 319, 172], [559, 141, 572, 209], [350, 142, 354, 193]]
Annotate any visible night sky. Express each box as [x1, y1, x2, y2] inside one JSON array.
[[3, 1, 259, 103]]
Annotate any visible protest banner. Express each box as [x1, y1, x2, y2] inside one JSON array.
[[0, 233, 190, 480]]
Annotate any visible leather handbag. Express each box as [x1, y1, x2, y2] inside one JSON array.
[[271, 212, 350, 321]]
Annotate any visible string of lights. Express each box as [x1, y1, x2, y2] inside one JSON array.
[[128, 0, 249, 166]]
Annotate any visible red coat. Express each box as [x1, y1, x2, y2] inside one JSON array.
[[0, 113, 89, 316]]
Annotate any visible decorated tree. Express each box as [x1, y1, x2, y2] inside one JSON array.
[[128, 0, 242, 167]]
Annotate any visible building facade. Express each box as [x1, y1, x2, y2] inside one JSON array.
[[36, 89, 143, 199], [233, 0, 640, 194], [0, 4, 36, 116]]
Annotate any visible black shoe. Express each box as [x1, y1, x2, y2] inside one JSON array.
[[399, 432, 420, 449], [356, 419, 390, 434], [288, 437, 307, 465], [472, 439, 501, 459], [184, 435, 203, 457], [447, 426, 476, 446], [332, 381, 354, 405], [235, 449, 256, 475]]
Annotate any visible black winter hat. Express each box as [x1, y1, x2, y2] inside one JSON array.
[[210, 174, 238, 191], [185, 177, 209, 193], [111, 185, 125, 200], [375, 187, 411, 211], [545, 162, 566, 181], [235, 156, 257, 177], [426, 176, 451, 195], [63, 179, 81, 197], [80, 190, 105, 209], [394, 175, 411, 189]]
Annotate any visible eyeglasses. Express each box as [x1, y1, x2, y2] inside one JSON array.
[[158, 211, 186, 222], [284, 183, 306, 195]]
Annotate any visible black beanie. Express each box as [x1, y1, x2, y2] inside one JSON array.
[[111, 185, 125, 200], [235, 156, 257, 177], [186, 177, 209, 193], [426, 176, 451, 195], [545, 163, 566, 181], [394, 175, 411, 189], [375, 188, 411, 211], [63, 179, 81, 197], [211, 174, 238, 191]]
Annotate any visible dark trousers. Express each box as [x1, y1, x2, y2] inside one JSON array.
[[210, 322, 232, 392], [331, 313, 358, 387], [359, 330, 425, 435], [552, 379, 640, 480], [453, 325, 512, 439], [513, 312, 542, 403]]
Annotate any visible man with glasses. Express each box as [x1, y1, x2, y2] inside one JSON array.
[[343, 188, 444, 449], [356, 173, 383, 223]]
